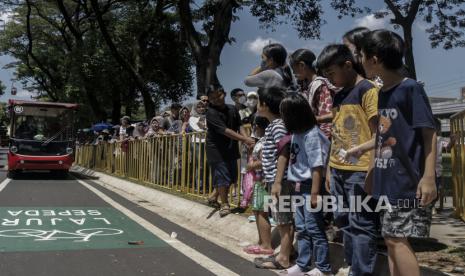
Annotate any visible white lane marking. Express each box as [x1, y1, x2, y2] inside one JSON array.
[[76, 178, 240, 276], [0, 178, 11, 193]]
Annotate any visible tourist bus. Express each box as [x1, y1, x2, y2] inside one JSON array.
[[7, 100, 78, 178]]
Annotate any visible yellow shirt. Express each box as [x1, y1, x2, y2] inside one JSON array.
[[330, 79, 378, 171]]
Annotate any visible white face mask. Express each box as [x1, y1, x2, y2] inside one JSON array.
[[238, 96, 247, 105], [246, 98, 258, 108]]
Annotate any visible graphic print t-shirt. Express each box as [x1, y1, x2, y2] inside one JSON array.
[[372, 78, 435, 205], [329, 79, 378, 171], [287, 127, 330, 182]]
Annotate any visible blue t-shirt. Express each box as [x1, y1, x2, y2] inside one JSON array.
[[373, 78, 435, 206], [287, 127, 330, 182]]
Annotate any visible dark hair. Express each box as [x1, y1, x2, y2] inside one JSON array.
[[361, 29, 405, 70], [263, 43, 293, 88], [289, 49, 317, 72], [343, 27, 370, 53], [316, 44, 358, 73], [280, 93, 317, 134], [206, 84, 225, 96], [343, 27, 371, 77], [230, 88, 244, 98], [257, 86, 286, 115], [254, 116, 270, 130], [171, 103, 182, 110]]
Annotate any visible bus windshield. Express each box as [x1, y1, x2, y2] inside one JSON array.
[[12, 106, 74, 142]]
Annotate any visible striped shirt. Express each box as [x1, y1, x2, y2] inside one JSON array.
[[262, 119, 288, 184]]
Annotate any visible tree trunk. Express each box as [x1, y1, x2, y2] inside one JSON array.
[[195, 54, 220, 98], [402, 24, 417, 80], [111, 89, 122, 124]]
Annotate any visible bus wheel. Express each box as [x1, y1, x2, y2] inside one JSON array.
[[52, 170, 68, 179], [7, 170, 18, 179]]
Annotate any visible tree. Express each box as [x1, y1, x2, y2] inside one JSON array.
[[331, 0, 465, 80], [0, 81, 5, 96], [90, 0, 193, 119], [0, 0, 193, 124], [177, 0, 325, 97]]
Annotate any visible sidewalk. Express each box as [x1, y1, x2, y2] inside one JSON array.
[[414, 199, 465, 275], [72, 166, 455, 275]]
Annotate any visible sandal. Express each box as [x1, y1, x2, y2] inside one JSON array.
[[243, 245, 275, 255], [207, 198, 220, 209], [219, 204, 231, 217], [254, 255, 289, 270]]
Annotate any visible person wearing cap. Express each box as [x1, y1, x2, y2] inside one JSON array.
[[162, 103, 182, 131], [240, 91, 258, 124]]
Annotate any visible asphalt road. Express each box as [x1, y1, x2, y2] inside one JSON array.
[[0, 148, 274, 276]]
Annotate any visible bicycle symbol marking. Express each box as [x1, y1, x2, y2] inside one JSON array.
[[0, 228, 124, 242]]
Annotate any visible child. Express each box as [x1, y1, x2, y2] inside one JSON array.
[[289, 49, 335, 139], [281, 93, 332, 276], [244, 43, 294, 90], [243, 116, 274, 255], [316, 44, 379, 275], [254, 86, 294, 270], [361, 29, 437, 276]]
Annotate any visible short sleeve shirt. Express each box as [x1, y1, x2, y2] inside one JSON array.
[[372, 78, 435, 205], [205, 104, 241, 163], [262, 119, 288, 183], [287, 127, 330, 182], [329, 79, 378, 171]]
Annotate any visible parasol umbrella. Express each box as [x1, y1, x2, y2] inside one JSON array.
[[91, 122, 113, 132]]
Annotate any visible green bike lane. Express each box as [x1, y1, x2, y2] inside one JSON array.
[[0, 152, 274, 276]]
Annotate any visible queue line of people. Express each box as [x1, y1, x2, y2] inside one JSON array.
[[204, 27, 438, 276]]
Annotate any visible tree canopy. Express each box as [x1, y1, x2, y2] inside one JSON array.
[[331, 0, 465, 79], [0, 0, 193, 125]]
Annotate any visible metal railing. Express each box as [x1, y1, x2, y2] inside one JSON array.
[[451, 110, 465, 221], [75, 132, 245, 207]]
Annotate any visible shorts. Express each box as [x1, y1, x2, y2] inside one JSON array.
[[266, 181, 294, 226], [381, 205, 433, 238], [252, 182, 268, 212], [211, 160, 238, 188]]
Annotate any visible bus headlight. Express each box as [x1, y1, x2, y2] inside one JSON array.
[[10, 146, 18, 153], [66, 147, 74, 154]]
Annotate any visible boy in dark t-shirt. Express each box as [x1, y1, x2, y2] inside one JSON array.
[[205, 85, 255, 217], [361, 30, 437, 276]]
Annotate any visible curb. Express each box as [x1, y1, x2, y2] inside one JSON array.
[[71, 166, 449, 276]]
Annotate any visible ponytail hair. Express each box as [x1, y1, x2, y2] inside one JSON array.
[[289, 49, 318, 72], [263, 43, 294, 88]]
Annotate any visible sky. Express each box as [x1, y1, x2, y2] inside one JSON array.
[[1, 1, 465, 105]]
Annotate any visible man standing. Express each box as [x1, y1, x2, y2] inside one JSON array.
[[162, 103, 182, 131], [206, 85, 255, 217], [230, 88, 247, 117]]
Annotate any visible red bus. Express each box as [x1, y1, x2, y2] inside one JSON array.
[[7, 100, 78, 178]]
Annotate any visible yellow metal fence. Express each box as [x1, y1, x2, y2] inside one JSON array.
[[451, 110, 465, 221], [75, 132, 244, 207]]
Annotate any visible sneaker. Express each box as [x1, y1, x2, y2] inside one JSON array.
[[336, 267, 351, 276], [281, 264, 305, 276], [269, 218, 277, 227], [306, 268, 333, 276]]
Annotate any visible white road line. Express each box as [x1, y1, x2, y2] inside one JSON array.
[[0, 178, 11, 193], [76, 178, 239, 276]]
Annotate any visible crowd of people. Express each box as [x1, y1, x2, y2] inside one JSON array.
[[204, 27, 441, 276], [81, 26, 444, 276]]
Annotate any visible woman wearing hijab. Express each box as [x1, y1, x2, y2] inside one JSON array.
[[145, 116, 165, 139]]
